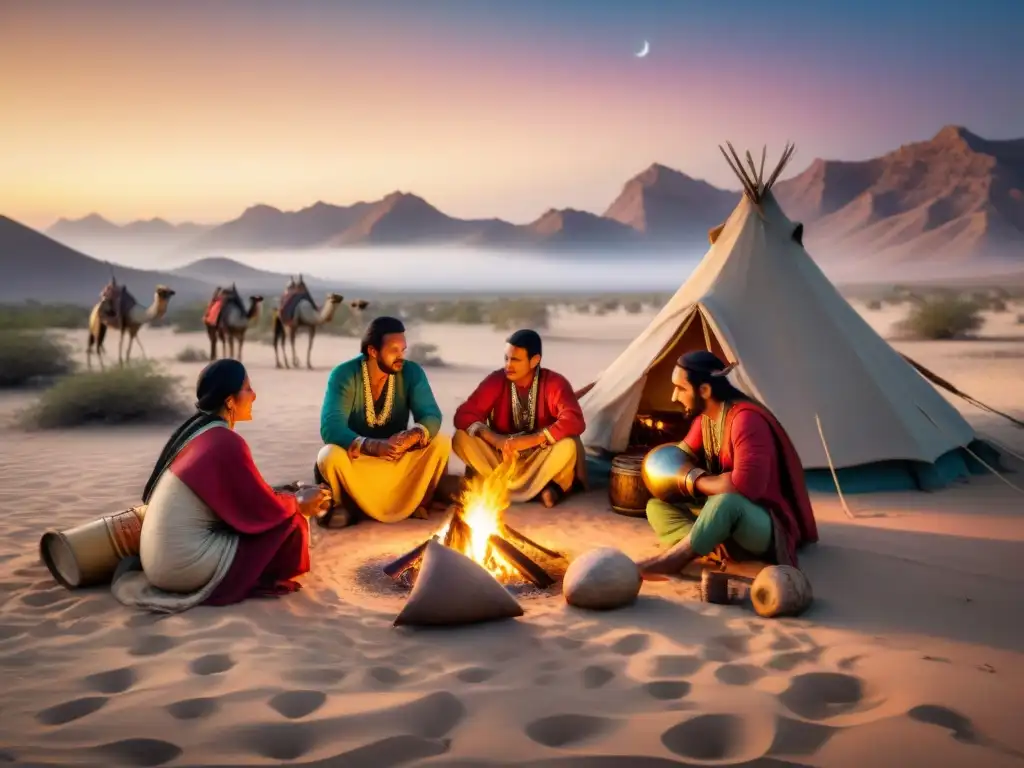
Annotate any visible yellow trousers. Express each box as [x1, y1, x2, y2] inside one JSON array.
[[316, 434, 451, 523], [452, 429, 576, 503]]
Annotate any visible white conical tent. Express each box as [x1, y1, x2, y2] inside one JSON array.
[[580, 144, 976, 471]]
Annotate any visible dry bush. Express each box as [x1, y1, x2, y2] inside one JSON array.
[[864, 299, 883, 311], [406, 343, 446, 367], [175, 346, 208, 362], [22, 362, 188, 429], [894, 296, 984, 340], [0, 330, 75, 387]]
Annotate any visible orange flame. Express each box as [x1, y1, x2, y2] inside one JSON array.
[[434, 456, 519, 582]]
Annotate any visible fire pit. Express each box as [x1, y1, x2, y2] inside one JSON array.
[[382, 461, 567, 589]]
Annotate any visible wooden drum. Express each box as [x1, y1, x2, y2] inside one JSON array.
[[609, 453, 652, 517]]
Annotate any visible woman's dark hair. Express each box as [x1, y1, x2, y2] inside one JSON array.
[[677, 350, 746, 403], [506, 328, 542, 359], [141, 359, 247, 503], [361, 316, 405, 355]]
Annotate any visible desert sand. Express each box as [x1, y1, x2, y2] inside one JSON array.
[[1, 304, 1023, 767]]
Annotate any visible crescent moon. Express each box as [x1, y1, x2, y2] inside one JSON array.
[[636, 40, 650, 58]]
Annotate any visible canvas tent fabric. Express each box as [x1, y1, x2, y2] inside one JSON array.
[[579, 145, 985, 493]]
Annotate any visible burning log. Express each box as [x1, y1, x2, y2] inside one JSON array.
[[382, 504, 563, 589], [486, 535, 555, 589], [383, 536, 438, 579], [501, 524, 563, 560]]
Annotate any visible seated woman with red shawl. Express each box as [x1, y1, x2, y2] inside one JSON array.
[[112, 359, 330, 613]]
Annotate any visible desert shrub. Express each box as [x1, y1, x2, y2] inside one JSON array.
[[865, 299, 882, 311], [164, 302, 209, 333], [1016, 313, 1024, 325], [406, 343, 445, 367], [0, 302, 91, 330], [488, 298, 549, 331], [0, 331, 76, 387], [623, 300, 643, 314], [894, 296, 984, 340], [175, 346, 208, 362], [22, 362, 188, 429], [988, 298, 1008, 313]]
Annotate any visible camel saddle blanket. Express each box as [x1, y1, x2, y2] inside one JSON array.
[[100, 286, 137, 329], [204, 293, 244, 327], [204, 297, 226, 327], [279, 288, 316, 327]]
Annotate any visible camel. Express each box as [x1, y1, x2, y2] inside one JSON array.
[[203, 284, 263, 361], [272, 275, 346, 369], [87, 280, 176, 369]]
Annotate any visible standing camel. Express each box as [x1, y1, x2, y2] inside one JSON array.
[[272, 277, 345, 369], [87, 281, 176, 369], [203, 284, 263, 361]]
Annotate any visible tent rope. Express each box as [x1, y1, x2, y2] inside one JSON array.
[[915, 404, 1024, 496], [901, 353, 1024, 429], [813, 413, 857, 519]]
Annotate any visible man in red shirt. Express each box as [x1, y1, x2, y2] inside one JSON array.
[[453, 329, 586, 508], [637, 351, 818, 576]]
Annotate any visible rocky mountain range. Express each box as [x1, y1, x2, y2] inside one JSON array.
[[30, 125, 1024, 267]]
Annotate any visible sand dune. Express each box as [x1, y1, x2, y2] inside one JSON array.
[[1, 309, 1023, 766]]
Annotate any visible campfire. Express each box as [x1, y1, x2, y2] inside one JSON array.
[[383, 459, 567, 589]]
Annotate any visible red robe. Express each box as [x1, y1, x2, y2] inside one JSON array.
[[453, 368, 586, 442], [683, 401, 818, 566], [168, 427, 311, 605]]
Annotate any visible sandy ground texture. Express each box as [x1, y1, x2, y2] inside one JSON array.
[[1, 305, 1023, 767]]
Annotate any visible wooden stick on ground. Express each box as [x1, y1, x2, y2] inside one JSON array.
[[487, 535, 555, 588]]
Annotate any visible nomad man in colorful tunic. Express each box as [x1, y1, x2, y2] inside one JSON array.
[[453, 329, 587, 508], [112, 360, 330, 613], [316, 316, 450, 526], [637, 351, 818, 576]]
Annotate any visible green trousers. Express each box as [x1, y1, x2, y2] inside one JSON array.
[[646, 493, 773, 558]]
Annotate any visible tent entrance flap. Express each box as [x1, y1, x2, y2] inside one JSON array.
[[638, 305, 728, 413]]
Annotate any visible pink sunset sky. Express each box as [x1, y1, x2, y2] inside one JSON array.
[[1, 0, 1021, 230]]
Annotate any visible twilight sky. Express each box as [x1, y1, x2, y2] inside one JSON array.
[[1, 0, 1022, 229]]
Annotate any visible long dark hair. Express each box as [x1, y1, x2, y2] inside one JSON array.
[[141, 359, 247, 503], [677, 350, 747, 403]]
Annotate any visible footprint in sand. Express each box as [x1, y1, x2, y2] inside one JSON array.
[[777, 672, 874, 722], [539, 659, 564, 671], [554, 636, 585, 651], [332, 735, 450, 765], [19, 590, 68, 608], [581, 665, 615, 689], [661, 713, 762, 763], [395, 691, 467, 739], [525, 714, 620, 748], [268, 690, 327, 719], [234, 721, 318, 760], [906, 705, 980, 745], [768, 716, 836, 756], [765, 648, 824, 672], [534, 673, 556, 686], [129, 634, 177, 657], [367, 666, 402, 686], [455, 667, 497, 684], [643, 681, 692, 701], [94, 738, 182, 767], [165, 697, 221, 721], [36, 696, 108, 725], [715, 663, 766, 686], [188, 653, 235, 676], [649, 655, 704, 677], [702, 634, 751, 662], [610, 633, 650, 656], [84, 667, 137, 694], [283, 667, 348, 686]]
